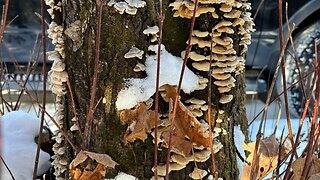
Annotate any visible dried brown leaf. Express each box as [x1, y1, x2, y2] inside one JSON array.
[[159, 85, 210, 156], [161, 131, 193, 156], [241, 166, 251, 180], [71, 150, 89, 167], [85, 151, 118, 168], [78, 164, 105, 180], [242, 135, 287, 179], [309, 172, 320, 180], [120, 103, 155, 143], [70, 151, 118, 180], [291, 156, 320, 180]]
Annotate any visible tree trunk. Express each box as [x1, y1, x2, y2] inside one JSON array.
[[52, 0, 250, 179]]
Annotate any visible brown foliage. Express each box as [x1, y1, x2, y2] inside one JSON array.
[[241, 135, 288, 179], [70, 151, 118, 180], [160, 85, 210, 156], [120, 103, 156, 143], [291, 156, 320, 180]]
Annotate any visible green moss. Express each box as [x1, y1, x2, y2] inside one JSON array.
[[79, 1, 93, 24]]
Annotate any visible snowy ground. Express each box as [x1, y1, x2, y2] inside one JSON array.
[[1, 111, 51, 180]]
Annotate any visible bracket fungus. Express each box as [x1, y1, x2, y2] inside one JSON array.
[[113, 0, 255, 176], [143, 26, 159, 35], [189, 168, 208, 179], [219, 94, 234, 104], [124, 46, 144, 59], [45, 0, 71, 178], [133, 63, 146, 72], [111, 0, 146, 15]]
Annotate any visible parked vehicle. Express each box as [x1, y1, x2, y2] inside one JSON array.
[[0, 0, 52, 93], [246, 0, 320, 117], [2, 0, 320, 117]]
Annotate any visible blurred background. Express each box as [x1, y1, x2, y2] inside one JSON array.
[[1, 0, 320, 135]]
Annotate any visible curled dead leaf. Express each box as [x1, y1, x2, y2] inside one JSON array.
[[242, 135, 288, 179], [309, 172, 320, 180], [291, 155, 320, 180], [159, 85, 210, 156], [70, 151, 118, 180], [120, 103, 155, 143]]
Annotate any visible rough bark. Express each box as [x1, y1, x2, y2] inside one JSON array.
[[62, 0, 247, 179]]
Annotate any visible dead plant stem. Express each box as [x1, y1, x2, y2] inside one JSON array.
[[165, 0, 199, 178], [153, 0, 165, 178], [33, 0, 47, 178], [249, 27, 293, 179], [84, 0, 104, 149]]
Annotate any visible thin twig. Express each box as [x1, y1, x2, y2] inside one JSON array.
[[248, 68, 316, 126], [285, 3, 312, 122], [275, 127, 285, 180], [249, 27, 293, 179], [66, 79, 85, 142], [207, 42, 218, 179], [9, 75, 78, 151], [84, 0, 104, 149], [278, 0, 295, 149], [33, 0, 47, 177], [165, 0, 199, 179], [13, 60, 39, 110], [0, 155, 15, 180], [301, 40, 320, 179], [283, 52, 318, 180], [253, 0, 265, 21], [153, 0, 165, 178], [0, 0, 9, 43]]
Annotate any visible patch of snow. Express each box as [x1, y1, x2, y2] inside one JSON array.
[[116, 46, 199, 110], [249, 118, 308, 142], [234, 125, 245, 179], [1, 111, 51, 180]]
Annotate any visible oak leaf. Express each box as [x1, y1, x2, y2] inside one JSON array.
[[70, 151, 118, 180], [291, 155, 320, 180], [242, 135, 287, 179], [159, 85, 210, 156], [120, 103, 155, 143]]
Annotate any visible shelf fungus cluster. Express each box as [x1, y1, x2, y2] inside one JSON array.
[[45, 0, 69, 179], [170, 0, 254, 105], [126, 25, 159, 73], [116, 0, 253, 177], [108, 0, 146, 15]]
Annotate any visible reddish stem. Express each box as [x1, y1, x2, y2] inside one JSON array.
[[0, 0, 9, 42], [84, 0, 104, 149], [208, 43, 218, 179], [67, 79, 85, 142], [33, 0, 47, 178], [165, 0, 199, 179], [301, 40, 320, 179], [249, 28, 293, 179], [153, 1, 165, 178]]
